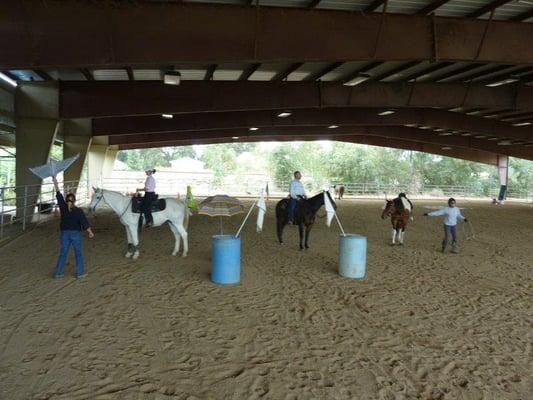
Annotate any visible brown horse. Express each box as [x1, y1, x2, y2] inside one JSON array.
[[276, 191, 336, 250], [333, 184, 345, 200], [381, 198, 412, 245]]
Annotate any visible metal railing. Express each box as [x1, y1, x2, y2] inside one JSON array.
[[0, 179, 89, 240]]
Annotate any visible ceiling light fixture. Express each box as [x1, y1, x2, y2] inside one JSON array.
[[161, 114, 173, 119], [474, 135, 486, 138], [249, 127, 259, 131], [163, 70, 181, 85], [277, 112, 292, 118], [0, 72, 17, 87], [378, 110, 395, 116], [512, 122, 532, 127], [441, 146, 452, 150], [328, 125, 339, 129], [461, 133, 472, 136], [497, 139, 513, 146], [438, 132, 454, 136], [486, 78, 518, 87], [232, 136, 240, 140]]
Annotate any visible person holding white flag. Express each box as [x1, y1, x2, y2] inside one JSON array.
[[256, 191, 266, 233]]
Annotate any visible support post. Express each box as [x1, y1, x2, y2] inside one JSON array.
[[63, 118, 92, 194], [15, 82, 59, 220], [497, 154, 509, 203], [0, 186, 4, 238], [22, 185, 28, 231]]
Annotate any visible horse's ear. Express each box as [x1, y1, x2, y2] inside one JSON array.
[[92, 186, 97, 192]]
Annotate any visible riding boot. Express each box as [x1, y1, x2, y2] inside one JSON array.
[[441, 241, 447, 253]]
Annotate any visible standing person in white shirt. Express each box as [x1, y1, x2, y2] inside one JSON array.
[[423, 197, 468, 254], [288, 171, 306, 224], [137, 168, 157, 227]]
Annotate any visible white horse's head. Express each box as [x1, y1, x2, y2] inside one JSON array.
[[89, 187, 105, 212]]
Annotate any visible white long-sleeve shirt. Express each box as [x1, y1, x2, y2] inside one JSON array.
[[428, 207, 465, 226], [289, 179, 306, 199], [144, 175, 156, 192]]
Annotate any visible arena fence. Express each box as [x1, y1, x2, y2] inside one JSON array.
[[0, 179, 89, 241], [1, 174, 531, 241]]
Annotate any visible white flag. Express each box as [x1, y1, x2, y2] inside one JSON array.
[[324, 191, 335, 227], [256, 191, 266, 233]]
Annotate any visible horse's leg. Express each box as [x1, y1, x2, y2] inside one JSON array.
[[277, 220, 285, 245], [125, 227, 133, 258], [168, 222, 181, 256], [304, 224, 313, 249], [130, 223, 140, 260], [175, 222, 188, 258], [298, 223, 304, 250], [390, 221, 396, 245]]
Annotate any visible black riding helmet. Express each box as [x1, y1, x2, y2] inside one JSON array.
[[398, 192, 407, 198], [448, 197, 456, 206]]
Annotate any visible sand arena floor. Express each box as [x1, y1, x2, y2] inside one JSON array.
[[0, 199, 531, 400]]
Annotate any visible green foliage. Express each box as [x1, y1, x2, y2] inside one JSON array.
[[117, 146, 197, 170]]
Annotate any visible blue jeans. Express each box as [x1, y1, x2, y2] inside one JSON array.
[[288, 198, 297, 221], [54, 230, 84, 277], [443, 224, 457, 248]]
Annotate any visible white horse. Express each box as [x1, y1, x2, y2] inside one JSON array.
[[89, 188, 189, 259]]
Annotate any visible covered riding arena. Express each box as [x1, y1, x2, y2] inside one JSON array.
[[1, 1, 533, 399]]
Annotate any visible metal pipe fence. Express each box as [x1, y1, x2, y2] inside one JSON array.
[[0, 179, 89, 240], [2, 174, 530, 241]]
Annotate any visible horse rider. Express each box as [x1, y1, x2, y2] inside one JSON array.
[[397, 192, 414, 219], [137, 168, 157, 227], [288, 171, 306, 224]]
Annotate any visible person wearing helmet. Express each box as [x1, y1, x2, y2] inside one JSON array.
[[137, 168, 157, 227]]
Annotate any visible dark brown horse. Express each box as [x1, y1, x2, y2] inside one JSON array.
[[333, 184, 345, 200], [381, 198, 411, 245], [276, 191, 336, 250]]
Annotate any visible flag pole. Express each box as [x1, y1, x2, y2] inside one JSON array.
[[334, 211, 346, 237], [235, 199, 258, 238]]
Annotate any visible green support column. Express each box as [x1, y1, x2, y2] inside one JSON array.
[[15, 82, 59, 220], [497, 155, 509, 204], [63, 119, 92, 195]]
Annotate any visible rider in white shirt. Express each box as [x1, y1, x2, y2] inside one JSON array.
[[137, 168, 157, 227], [288, 171, 306, 224], [424, 197, 468, 253]]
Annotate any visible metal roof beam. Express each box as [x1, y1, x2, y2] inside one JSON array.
[[109, 126, 532, 161], [125, 66, 134, 81], [58, 81, 533, 118], [239, 63, 261, 81], [416, 0, 452, 15], [307, 0, 322, 8], [5, 2, 533, 67], [304, 62, 344, 82], [80, 68, 93, 81], [93, 107, 533, 142], [204, 64, 217, 81], [365, 0, 387, 12], [272, 63, 303, 82], [118, 135, 500, 165], [468, 0, 514, 19], [510, 9, 533, 21]]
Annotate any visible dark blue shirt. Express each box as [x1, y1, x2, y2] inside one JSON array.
[[56, 192, 90, 231]]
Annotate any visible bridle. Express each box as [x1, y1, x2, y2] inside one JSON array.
[[92, 190, 132, 219]]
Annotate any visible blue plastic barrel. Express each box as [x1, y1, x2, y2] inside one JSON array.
[[339, 234, 367, 279], [211, 235, 241, 284]]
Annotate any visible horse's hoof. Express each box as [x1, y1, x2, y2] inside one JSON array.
[[125, 252, 132, 258], [181, 253, 188, 258], [399, 243, 404, 246], [390, 243, 395, 246]]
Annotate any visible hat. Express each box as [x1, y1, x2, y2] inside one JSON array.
[[145, 167, 156, 173]]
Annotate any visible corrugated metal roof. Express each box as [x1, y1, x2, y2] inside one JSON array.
[[184, 0, 533, 21], [133, 69, 162, 80], [92, 69, 129, 81]]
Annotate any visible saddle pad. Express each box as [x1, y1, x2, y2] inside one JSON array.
[[132, 197, 166, 213]]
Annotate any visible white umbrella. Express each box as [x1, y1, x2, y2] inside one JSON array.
[[29, 154, 80, 179]]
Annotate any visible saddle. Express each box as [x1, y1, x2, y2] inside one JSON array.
[[131, 196, 167, 213]]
